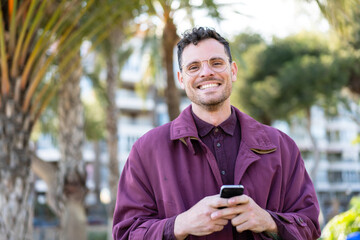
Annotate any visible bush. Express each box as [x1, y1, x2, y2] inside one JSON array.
[[321, 196, 360, 240], [87, 231, 107, 240]]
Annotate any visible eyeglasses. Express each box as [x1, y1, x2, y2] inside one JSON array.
[[181, 56, 230, 77]]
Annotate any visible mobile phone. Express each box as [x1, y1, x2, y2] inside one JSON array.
[[220, 185, 244, 198]]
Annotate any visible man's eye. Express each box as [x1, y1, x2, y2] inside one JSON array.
[[211, 60, 225, 67], [187, 64, 200, 72]]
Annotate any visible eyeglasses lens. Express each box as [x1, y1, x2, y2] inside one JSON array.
[[184, 57, 228, 76]]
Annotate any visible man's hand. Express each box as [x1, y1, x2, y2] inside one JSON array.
[[210, 195, 278, 234], [174, 195, 233, 240]]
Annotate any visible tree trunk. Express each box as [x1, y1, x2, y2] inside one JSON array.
[[93, 141, 101, 204], [105, 31, 121, 240], [349, 70, 360, 95], [31, 153, 59, 216], [0, 100, 35, 240], [106, 50, 120, 211], [306, 108, 321, 185], [162, 16, 181, 121], [57, 52, 87, 240], [260, 113, 272, 126]]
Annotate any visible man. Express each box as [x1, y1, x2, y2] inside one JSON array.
[[113, 27, 321, 240]]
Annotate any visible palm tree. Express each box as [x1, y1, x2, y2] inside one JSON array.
[[31, 61, 106, 239], [311, 0, 359, 47], [83, 5, 141, 240], [56, 51, 88, 240], [0, 0, 132, 239], [308, 0, 360, 94], [141, 0, 226, 120], [86, 32, 137, 240]]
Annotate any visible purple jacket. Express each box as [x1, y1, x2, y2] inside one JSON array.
[[113, 106, 321, 240]]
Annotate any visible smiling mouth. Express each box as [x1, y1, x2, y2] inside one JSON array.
[[199, 83, 220, 90]]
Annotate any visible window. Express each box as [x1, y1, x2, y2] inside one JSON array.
[[327, 171, 342, 183], [326, 130, 340, 143], [300, 150, 313, 161], [342, 171, 360, 183], [327, 152, 342, 162]]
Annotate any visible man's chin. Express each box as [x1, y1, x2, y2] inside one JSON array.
[[199, 100, 226, 111]]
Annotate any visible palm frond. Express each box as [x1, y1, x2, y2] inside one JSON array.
[[8, 0, 17, 54], [23, 0, 115, 112], [0, 2, 10, 96], [11, 0, 40, 78]]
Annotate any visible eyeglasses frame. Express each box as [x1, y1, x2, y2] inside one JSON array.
[[180, 56, 231, 77]]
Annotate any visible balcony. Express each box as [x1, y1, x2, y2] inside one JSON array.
[[116, 89, 154, 112]]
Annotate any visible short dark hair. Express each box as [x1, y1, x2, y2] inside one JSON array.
[[177, 27, 232, 71]]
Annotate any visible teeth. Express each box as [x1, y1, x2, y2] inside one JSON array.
[[199, 83, 218, 90]]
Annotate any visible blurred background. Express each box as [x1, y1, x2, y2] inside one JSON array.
[[0, 0, 359, 239]]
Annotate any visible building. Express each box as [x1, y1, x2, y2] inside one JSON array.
[[273, 105, 360, 224]]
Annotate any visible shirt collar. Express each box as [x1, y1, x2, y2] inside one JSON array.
[[170, 105, 277, 153], [191, 108, 237, 137]]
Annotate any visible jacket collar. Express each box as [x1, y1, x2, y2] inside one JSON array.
[[235, 107, 277, 153], [170, 105, 199, 141], [170, 105, 276, 153]]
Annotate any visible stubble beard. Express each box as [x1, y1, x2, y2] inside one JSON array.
[[187, 85, 232, 112]]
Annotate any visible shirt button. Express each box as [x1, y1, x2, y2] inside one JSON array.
[[221, 170, 226, 175], [214, 128, 219, 133], [216, 143, 221, 147]]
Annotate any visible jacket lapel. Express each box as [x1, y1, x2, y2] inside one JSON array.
[[170, 106, 223, 186], [233, 107, 277, 184]]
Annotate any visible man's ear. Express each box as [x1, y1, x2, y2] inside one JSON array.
[[231, 61, 238, 83], [177, 71, 185, 89]]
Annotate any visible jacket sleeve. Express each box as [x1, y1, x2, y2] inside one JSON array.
[[264, 140, 321, 240], [112, 143, 176, 240]]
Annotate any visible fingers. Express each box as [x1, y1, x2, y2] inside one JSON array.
[[211, 224, 225, 233], [194, 194, 275, 234], [229, 197, 276, 233], [212, 208, 253, 233], [175, 194, 267, 238], [210, 195, 251, 220], [234, 219, 251, 233], [174, 194, 234, 237], [231, 212, 266, 233], [215, 218, 229, 226], [208, 195, 229, 209], [209, 194, 250, 210], [228, 194, 250, 206], [231, 212, 248, 228], [211, 204, 243, 220]]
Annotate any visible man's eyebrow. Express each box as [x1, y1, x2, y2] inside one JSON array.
[[184, 60, 200, 66], [210, 56, 225, 60], [184, 56, 227, 66]]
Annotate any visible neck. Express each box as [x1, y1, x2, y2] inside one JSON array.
[[192, 101, 232, 126]]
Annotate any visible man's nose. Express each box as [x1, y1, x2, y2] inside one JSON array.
[[199, 61, 214, 77]]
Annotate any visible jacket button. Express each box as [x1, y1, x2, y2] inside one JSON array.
[[217, 143, 221, 147]]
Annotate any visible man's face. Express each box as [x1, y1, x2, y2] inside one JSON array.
[[177, 38, 237, 111]]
